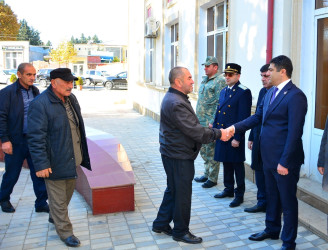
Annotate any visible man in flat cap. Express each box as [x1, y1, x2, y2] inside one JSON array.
[[27, 68, 91, 247], [194, 56, 225, 188], [212, 63, 252, 207]]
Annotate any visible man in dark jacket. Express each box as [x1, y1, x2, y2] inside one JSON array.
[[0, 63, 48, 213], [152, 66, 227, 244], [27, 68, 91, 248], [244, 64, 272, 213]]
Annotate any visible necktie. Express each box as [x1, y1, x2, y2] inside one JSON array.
[[270, 87, 278, 104]]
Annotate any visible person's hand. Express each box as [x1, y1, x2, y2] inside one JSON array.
[[36, 168, 52, 178], [209, 123, 213, 128], [227, 126, 235, 137], [231, 139, 240, 148], [277, 164, 288, 175], [248, 141, 253, 150], [2, 141, 13, 155], [220, 128, 232, 141], [318, 166, 324, 175]]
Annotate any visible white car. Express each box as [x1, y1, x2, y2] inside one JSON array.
[[0, 69, 17, 84]]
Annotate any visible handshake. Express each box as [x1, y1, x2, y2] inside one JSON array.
[[219, 126, 235, 142]]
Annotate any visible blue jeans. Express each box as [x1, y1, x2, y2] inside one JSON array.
[[0, 139, 48, 208], [153, 155, 195, 237]]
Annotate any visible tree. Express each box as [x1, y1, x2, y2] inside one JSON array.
[[17, 19, 43, 45], [50, 41, 77, 67], [92, 34, 101, 43], [80, 33, 87, 44], [0, 2, 20, 41]]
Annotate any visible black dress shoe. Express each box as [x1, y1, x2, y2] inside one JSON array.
[[202, 180, 217, 188], [249, 231, 279, 241], [214, 191, 234, 198], [244, 204, 266, 213], [173, 231, 203, 244], [194, 176, 208, 183], [229, 197, 244, 207], [63, 235, 80, 247], [35, 203, 49, 213], [280, 246, 295, 250], [1, 201, 15, 213], [152, 226, 173, 236], [48, 217, 54, 224]]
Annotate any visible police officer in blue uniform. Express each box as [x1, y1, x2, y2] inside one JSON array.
[[212, 63, 252, 207]]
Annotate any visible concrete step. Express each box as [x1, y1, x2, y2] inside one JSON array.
[[299, 200, 327, 241], [297, 177, 328, 241]]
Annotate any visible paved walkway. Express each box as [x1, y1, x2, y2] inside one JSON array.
[[0, 89, 327, 249]]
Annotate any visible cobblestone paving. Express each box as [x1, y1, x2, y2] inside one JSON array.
[[0, 89, 327, 249]]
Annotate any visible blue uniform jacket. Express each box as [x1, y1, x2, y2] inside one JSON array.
[[213, 81, 252, 162], [0, 80, 39, 144]]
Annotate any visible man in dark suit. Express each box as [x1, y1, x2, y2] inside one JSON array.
[[225, 55, 307, 250], [213, 63, 252, 207], [244, 64, 272, 213]]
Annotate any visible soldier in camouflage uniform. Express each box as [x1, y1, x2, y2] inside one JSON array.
[[194, 56, 226, 188]]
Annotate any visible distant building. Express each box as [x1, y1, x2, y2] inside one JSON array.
[[0, 41, 49, 69]]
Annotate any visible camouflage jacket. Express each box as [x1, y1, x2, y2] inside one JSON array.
[[196, 72, 226, 127]]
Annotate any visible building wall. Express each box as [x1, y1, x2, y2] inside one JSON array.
[[128, 0, 322, 181], [0, 41, 29, 69]]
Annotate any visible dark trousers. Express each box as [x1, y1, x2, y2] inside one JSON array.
[[264, 167, 300, 249], [0, 140, 48, 208], [255, 169, 266, 207], [152, 155, 195, 237], [45, 179, 76, 240], [223, 162, 245, 198]]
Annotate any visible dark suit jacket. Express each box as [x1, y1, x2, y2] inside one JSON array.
[[235, 80, 307, 170], [213, 81, 252, 162], [248, 87, 268, 170]]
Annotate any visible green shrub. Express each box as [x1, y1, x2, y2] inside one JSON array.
[[10, 74, 17, 83], [76, 77, 83, 85]]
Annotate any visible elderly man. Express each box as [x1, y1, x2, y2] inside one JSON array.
[[152, 66, 227, 244], [27, 68, 91, 247], [0, 63, 48, 213], [194, 56, 225, 188]]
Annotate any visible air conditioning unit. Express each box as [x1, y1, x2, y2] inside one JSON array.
[[145, 17, 160, 38]]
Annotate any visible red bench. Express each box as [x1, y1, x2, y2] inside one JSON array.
[[75, 131, 135, 215]]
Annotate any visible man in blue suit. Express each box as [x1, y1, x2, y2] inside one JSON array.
[[244, 64, 272, 213], [213, 63, 252, 207], [225, 55, 307, 250]]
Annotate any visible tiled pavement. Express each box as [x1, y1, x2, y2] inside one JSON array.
[[0, 89, 327, 249]]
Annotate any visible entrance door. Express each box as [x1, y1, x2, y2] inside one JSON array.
[[309, 14, 328, 182]]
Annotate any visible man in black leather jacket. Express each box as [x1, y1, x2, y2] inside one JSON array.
[[152, 66, 227, 244], [27, 68, 91, 248]]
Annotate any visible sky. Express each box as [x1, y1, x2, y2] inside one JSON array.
[[4, 0, 129, 47]]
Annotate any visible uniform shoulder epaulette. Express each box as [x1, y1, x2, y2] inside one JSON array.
[[238, 84, 248, 90]]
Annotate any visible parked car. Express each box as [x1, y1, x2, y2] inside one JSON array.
[[36, 68, 54, 87], [83, 70, 109, 86], [103, 71, 128, 90], [0, 69, 17, 84]]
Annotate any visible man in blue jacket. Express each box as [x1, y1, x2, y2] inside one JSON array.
[[244, 64, 272, 213], [225, 55, 307, 250], [0, 63, 48, 213], [27, 68, 91, 247], [213, 63, 252, 208]]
